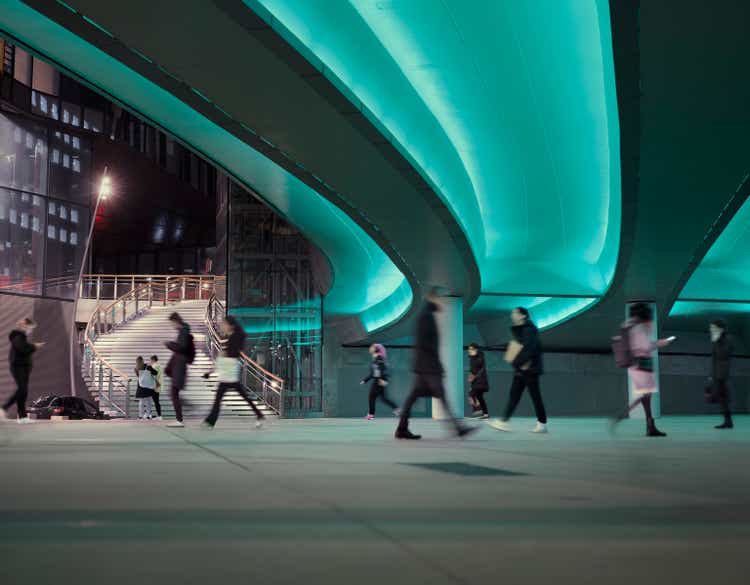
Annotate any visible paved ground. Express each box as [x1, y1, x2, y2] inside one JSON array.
[[0, 416, 748, 584]]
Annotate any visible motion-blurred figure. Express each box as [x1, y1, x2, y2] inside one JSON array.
[[488, 307, 547, 433], [150, 355, 163, 421], [134, 356, 157, 420], [708, 319, 733, 430], [1, 318, 44, 424], [202, 316, 265, 429], [467, 343, 489, 419], [395, 288, 478, 440], [164, 312, 194, 428], [611, 302, 673, 437], [361, 343, 399, 420]]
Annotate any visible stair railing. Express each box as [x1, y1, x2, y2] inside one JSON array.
[[205, 295, 285, 416], [79, 274, 222, 302], [82, 276, 217, 417]]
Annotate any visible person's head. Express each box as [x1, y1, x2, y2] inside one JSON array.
[[468, 342, 480, 357], [710, 319, 727, 341], [168, 312, 184, 330], [425, 287, 442, 311], [628, 302, 653, 323], [150, 355, 158, 365], [136, 356, 144, 368], [511, 307, 529, 326], [369, 343, 386, 360], [17, 317, 35, 334]]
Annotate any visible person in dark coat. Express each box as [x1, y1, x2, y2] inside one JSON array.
[[202, 316, 266, 429], [1, 318, 44, 423], [488, 307, 548, 433], [467, 343, 489, 418], [164, 312, 191, 427], [361, 343, 399, 419], [395, 289, 478, 440], [709, 319, 733, 429]]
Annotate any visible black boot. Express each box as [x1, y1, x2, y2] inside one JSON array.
[[715, 417, 733, 430], [646, 417, 666, 437], [395, 429, 421, 440]]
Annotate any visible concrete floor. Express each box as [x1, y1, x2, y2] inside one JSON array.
[[0, 416, 748, 584]]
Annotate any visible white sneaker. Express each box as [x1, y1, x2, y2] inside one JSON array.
[[488, 418, 511, 432], [531, 422, 548, 434], [17, 417, 32, 425], [166, 421, 184, 428], [154, 416, 163, 421], [255, 419, 264, 429]]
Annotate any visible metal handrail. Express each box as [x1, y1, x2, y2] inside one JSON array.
[[205, 295, 285, 416], [82, 276, 217, 417], [79, 274, 222, 301]]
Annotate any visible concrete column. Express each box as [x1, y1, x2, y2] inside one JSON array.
[[433, 296, 464, 420], [626, 301, 661, 418]]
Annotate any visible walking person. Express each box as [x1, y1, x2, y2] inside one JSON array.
[[1, 318, 44, 424], [610, 302, 673, 437], [707, 320, 733, 429], [164, 312, 194, 428], [488, 307, 548, 433], [134, 356, 157, 420], [467, 343, 489, 419], [149, 355, 163, 421], [202, 316, 265, 429], [394, 288, 478, 440], [361, 343, 399, 420]]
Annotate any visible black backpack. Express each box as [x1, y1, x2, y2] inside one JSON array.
[[186, 333, 196, 364], [611, 323, 634, 368]]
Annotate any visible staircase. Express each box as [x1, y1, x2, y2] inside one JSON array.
[[89, 299, 275, 419]]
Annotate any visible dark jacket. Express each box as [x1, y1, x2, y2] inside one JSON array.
[[223, 327, 246, 358], [413, 301, 443, 375], [135, 364, 158, 398], [511, 321, 543, 375], [363, 356, 389, 383], [469, 351, 489, 391], [711, 332, 731, 382], [8, 330, 36, 369], [166, 322, 191, 388]]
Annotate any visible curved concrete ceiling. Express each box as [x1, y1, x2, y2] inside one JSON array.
[[0, 0, 418, 334], [248, 0, 622, 329]]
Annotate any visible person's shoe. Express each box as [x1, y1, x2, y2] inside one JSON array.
[[167, 421, 185, 428], [200, 421, 214, 430], [478, 413, 489, 420], [395, 429, 421, 440], [488, 418, 511, 432], [0, 408, 7, 420], [531, 422, 548, 434], [646, 426, 666, 437], [154, 416, 163, 421], [255, 419, 264, 429], [471, 410, 484, 418], [392, 408, 401, 417], [365, 414, 375, 421], [715, 421, 734, 429], [457, 426, 480, 439], [17, 417, 32, 425]]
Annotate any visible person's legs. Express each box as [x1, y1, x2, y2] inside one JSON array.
[[234, 383, 265, 420], [152, 392, 162, 417], [640, 393, 666, 436], [716, 381, 733, 428], [368, 382, 379, 416], [526, 375, 547, 424], [170, 384, 183, 422], [396, 378, 426, 433], [13, 368, 30, 419], [204, 382, 229, 426], [378, 386, 399, 411], [502, 375, 526, 421], [475, 391, 488, 416]]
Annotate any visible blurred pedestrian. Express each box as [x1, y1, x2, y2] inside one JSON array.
[[361, 343, 399, 420], [707, 319, 733, 429], [1, 318, 44, 424], [134, 356, 157, 420], [164, 312, 194, 428], [467, 343, 489, 419], [149, 355, 163, 421]]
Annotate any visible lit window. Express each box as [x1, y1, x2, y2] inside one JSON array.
[[59, 228, 67, 243], [0, 206, 5, 220], [20, 213, 29, 229], [47, 225, 55, 239], [10, 209, 17, 225], [21, 193, 30, 202], [25, 133, 33, 149], [51, 149, 60, 164], [54, 131, 61, 139], [72, 137, 80, 150], [71, 114, 80, 127], [49, 202, 56, 215], [14, 128, 22, 144], [64, 134, 70, 145], [33, 196, 42, 207], [32, 216, 40, 232], [72, 158, 81, 173], [62, 108, 70, 124], [59, 206, 67, 220], [62, 154, 70, 168], [31, 90, 37, 106], [40, 94, 48, 114], [70, 209, 79, 223], [83, 119, 89, 130], [51, 103, 59, 120], [70, 231, 78, 245]]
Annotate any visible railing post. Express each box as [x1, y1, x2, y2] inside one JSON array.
[[125, 379, 131, 419], [108, 369, 113, 407], [79, 278, 84, 299], [181, 278, 186, 302], [131, 275, 135, 294], [96, 276, 101, 300], [164, 277, 169, 306], [198, 276, 202, 300], [149, 284, 153, 309], [113, 276, 118, 300]]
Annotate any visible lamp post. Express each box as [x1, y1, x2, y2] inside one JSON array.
[[69, 167, 110, 396]]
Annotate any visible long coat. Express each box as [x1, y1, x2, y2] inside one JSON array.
[[413, 301, 443, 375], [510, 321, 543, 376], [166, 323, 191, 389], [712, 332, 731, 382]]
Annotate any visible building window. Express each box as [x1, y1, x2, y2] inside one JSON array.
[[10, 209, 17, 224], [70, 231, 78, 245], [32, 216, 40, 232], [72, 157, 80, 173], [70, 208, 79, 224], [51, 149, 60, 164], [72, 136, 80, 150], [33, 196, 42, 207], [50, 102, 59, 120], [49, 201, 56, 216], [20, 212, 29, 229], [59, 205, 67, 220], [59, 228, 67, 243], [40, 94, 48, 114], [25, 132, 33, 149], [62, 154, 70, 168], [47, 224, 55, 239]]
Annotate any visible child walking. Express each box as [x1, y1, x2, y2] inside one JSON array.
[[134, 356, 157, 420], [361, 343, 399, 420]]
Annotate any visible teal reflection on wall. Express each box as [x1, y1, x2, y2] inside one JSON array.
[[248, 0, 621, 325], [670, 301, 750, 318], [0, 0, 412, 333]]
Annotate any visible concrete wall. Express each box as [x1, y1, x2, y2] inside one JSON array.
[[327, 346, 750, 418]]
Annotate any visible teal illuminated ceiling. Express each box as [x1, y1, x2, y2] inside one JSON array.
[[470, 295, 599, 331], [248, 0, 621, 327], [0, 0, 412, 333], [670, 193, 750, 318]]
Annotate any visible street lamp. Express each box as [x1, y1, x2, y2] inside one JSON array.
[[69, 167, 111, 396]]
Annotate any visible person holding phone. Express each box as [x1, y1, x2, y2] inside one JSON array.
[[1, 318, 44, 424]]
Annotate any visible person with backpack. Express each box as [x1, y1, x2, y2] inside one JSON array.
[[611, 302, 674, 437], [201, 316, 266, 429], [134, 356, 157, 420], [164, 312, 194, 428], [707, 319, 733, 430], [467, 342, 489, 419], [488, 307, 548, 433], [360, 343, 399, 420]]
